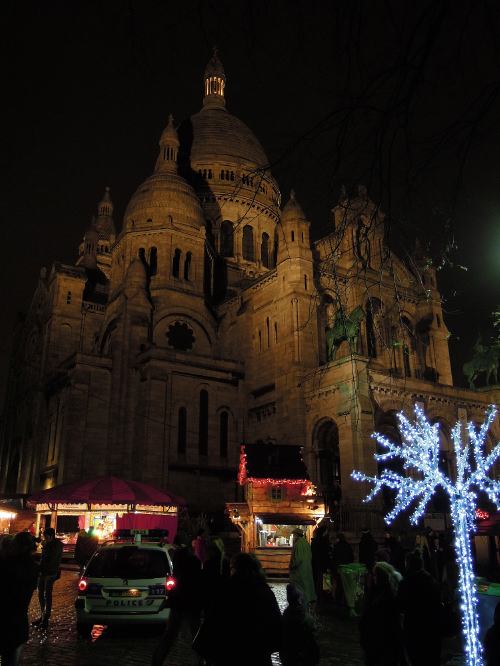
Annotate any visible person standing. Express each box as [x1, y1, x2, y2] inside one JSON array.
[[359, 561, 403, 666], [280, 583, 320, 666], [196, 553, 282, 665], [0, 532, 39, 665], [484, 602, 500, 666], [311, 522, 329, 600], [358, 529, 377, 570], [192, 528, 207, 566], [289, 528, 317, 607], [74, 529, 89, 574], [32, 527, 63, 629], [397, 550, 442, 666], [151, 536, 202, 666]]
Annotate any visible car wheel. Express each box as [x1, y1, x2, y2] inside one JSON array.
[[76, 622, 92, 638]]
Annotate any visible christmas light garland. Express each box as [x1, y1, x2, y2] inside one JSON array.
[[352, 404, 500, 666]]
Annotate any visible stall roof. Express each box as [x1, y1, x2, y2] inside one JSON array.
[[239, 443, 309, 483], [28, 476, 185, 509]]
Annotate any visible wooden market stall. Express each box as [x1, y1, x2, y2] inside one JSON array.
[[227, 443, 325, 575]]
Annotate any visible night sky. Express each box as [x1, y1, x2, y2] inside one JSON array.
[[2, 1, 499, 397]]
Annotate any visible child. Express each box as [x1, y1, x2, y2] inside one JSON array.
[[280, 583, 320, 666]]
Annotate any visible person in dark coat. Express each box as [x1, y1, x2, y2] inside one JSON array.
[[359, 561, 403, 666], [483, 601, 500, 666], [197, 553, 282, 666], [397, 550, 442, 666], [383, 531, 405, 574], [74, 529, 89, 574], [311, 523, 330, 599], [331, 532, 354, 604], [359, 529, 378, 570], [32, 527, 63, 629], [280, 583, 320, 666], [151, 536, 202, 666], [0, 532, 39, 665]]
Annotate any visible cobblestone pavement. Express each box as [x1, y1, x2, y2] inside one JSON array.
[[20, 570, 464, 666]]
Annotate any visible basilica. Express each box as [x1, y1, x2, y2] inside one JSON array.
[[1, 54, 498, 515]]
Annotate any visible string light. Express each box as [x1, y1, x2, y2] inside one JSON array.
[[352, 404, 499, 666]]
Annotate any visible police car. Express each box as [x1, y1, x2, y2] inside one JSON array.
[[75, 530, 175, 636]]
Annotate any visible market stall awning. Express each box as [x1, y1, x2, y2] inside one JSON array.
[[28, 476, 185, 513]]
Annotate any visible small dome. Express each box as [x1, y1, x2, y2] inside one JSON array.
[[125, 116, 205, 230], [281, 190, 307, 224], [124, 171, 205, 230]]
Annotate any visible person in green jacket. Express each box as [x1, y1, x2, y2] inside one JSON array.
[[289, 529, 317, 607]]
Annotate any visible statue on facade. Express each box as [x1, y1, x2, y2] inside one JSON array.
[[326, 305, 365, 361], [463, 338, 500, 388]]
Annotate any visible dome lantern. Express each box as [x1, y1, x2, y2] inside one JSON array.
[[155, 114, 180, 174], [98, 186, 113, 217], [203, 48, 226, 109]]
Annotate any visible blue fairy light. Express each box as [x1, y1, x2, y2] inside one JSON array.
[[352, 404, 499, 666]]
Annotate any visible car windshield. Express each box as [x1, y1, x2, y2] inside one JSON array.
[[86, 546, 170, 579]]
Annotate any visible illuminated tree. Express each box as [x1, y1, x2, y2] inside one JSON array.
[[352, 404, 500, 666]]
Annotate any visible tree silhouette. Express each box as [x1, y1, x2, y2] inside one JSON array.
[[352, 404, 499, 666]]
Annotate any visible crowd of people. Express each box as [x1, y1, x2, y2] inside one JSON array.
[[1, 523, 498, 666], [0, 527, 64, 665]]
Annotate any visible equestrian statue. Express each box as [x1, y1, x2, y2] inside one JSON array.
[[325, 305, 365, 361], [462, 338, 500, 388]]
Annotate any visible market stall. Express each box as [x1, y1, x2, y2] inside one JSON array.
[[227, 443, 325, 575], [28, 476, 185, 543]]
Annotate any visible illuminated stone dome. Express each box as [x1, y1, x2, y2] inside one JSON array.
[[124, 115, 205, 231], [190, 107, 270, 170], [179, 52, 280, 216]]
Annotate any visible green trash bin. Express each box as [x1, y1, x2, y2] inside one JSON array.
[[338, 563, 367, 617]]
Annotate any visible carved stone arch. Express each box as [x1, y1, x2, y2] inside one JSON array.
[[154, 309, 215, 355], [312, 417, 342, 511], [99, 318, 119, 355]]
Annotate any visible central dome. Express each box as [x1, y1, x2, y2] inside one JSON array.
[[189, 106, 269, 170]]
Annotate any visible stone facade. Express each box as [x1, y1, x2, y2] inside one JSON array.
[[1, 54, 499, 513]]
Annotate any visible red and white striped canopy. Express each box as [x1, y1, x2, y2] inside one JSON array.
[[28, 476, 185, 509]]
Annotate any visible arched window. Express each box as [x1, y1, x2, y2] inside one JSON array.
[[149, 247, 158, 276], [139, 247, 146, 262], [291, 231, 295, 242], [266, 317, 270, 348], [261, 232, 270, 267], [314, 420, 341, 511], [199, 390, 208, 456], [172, 248, 181, 278], [177, 407, 187, 455], [184, 252, 192, 280], [219, 411, 229, 458], [220, 221, 234, 257], [273, 230, 279, 267], [376, 411, 405, 509], [242, 225, 254, 261]]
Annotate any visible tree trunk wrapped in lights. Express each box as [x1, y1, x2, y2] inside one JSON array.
[[352, 404, 499, 666]]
